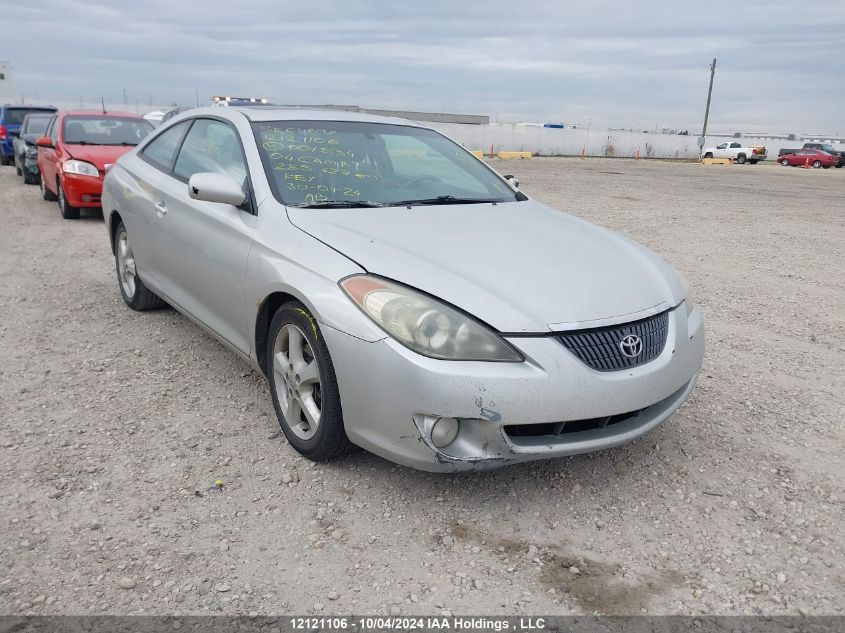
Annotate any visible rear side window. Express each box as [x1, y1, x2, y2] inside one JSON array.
[[140, 121, 191, 172], [23, 116, 51, 136], [173, 119, 247, 185]]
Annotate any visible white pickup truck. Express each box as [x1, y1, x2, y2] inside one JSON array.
[[702, 141, 767, 164]]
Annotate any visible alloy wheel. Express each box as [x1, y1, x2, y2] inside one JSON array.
[[272, 323, 322, 440], [116, 230, 137, 298]]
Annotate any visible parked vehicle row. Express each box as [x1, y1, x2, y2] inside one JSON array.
[[3, 106, 153, 218], [3, 105, 705, 472], [777, 149, 839, 169], [778, 143, 844, 168], [0, 104, 57, 165]]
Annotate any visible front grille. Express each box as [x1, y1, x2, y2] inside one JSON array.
[[504, 408, 643, 439], [557, 310, 669, 371]]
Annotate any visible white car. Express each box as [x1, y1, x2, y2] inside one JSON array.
[[702, 141, 767, 164], [102, 106, 705, 472]]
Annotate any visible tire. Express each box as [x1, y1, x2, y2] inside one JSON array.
[[823, 165, 831, 169], [22, 170, 36, 185], [749, 160, 758, 165], [780, 159, 790, 167], [812, 160, 821, 169], [704, 152, 713, 159], [0, 154, 11, 166], [40, 173, 57, 201], [267, 301, 350, 462], [736, 154, 747, 164], [113, 221, 166, 311], [57, 179, 80, 219], [14, 156, 22, 176]]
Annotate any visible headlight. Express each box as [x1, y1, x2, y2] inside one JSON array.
[[340, 275, 523, 362], [63, 160, 99, 177], [674, 269, 695, 316]]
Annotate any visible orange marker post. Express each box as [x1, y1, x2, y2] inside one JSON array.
[[803, 156, 810, 169], [580, 147, 585, 159], [635, 149, 640, 161]]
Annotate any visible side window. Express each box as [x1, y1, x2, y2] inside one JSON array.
[[730, 142, 741, 148], [49, 116, 59, 144], [140, 121, 191, 172], [716, 143, 727, 149], [173, 119, 247, 185]]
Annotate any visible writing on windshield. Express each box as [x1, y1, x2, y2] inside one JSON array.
[[253, 121, 516, 207]]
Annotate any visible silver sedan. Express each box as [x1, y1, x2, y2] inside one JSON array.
[[102, 107, 704, 472]]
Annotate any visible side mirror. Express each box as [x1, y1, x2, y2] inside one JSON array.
[[504, 175, 520, 190], [188, 172, 246, 207], [36, 137, 53, 148]]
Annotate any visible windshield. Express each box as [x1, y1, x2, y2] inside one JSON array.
[[63, 116, 153, 146], [23, 116, 51, 136], [252, 121, 519, 207], [6, 108, 54, 126]]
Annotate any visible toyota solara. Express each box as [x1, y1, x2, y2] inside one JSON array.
[[102, 107, 704, 472]]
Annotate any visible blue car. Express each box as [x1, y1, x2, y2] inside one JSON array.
[[0, 104, 57, 166]]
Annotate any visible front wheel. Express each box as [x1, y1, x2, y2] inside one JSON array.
[[267, 302, 350, 462], [812, 160, 822, 169], [703, 152, 713, 159], [113, 221, 166, 311], [40, 174, 57, 201], [780, 159, 790, 167], [14, 156, 22, 176], [58, 180, 80, 219]]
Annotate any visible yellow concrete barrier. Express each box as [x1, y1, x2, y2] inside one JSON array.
[[470, 150, 484, 159], [498, 151, 533, 159], [701, 157, 732, 165]]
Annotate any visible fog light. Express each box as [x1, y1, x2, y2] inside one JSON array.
[[431, 417, 459, 448], [81, 194, 92, 203]]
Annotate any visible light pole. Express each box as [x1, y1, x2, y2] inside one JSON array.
[[700, 58, 717, 153]]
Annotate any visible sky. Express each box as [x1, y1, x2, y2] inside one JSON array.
[[5, 1, 844, 133]]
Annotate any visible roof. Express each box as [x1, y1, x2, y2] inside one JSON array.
[[60, 109, 146, 118], [221, 105, 427, 128]]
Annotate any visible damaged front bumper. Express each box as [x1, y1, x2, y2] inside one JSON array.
[[322, 305, 704, 472]]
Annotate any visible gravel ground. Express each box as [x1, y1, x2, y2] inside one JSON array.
[[0, 158, 843, 616]]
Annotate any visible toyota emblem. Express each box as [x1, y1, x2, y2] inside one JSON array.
[[619, 334, 643, 358]]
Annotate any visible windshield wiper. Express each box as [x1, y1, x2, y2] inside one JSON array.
[[390, 195, 502, 206], [292, 200, 387, 209], [102, 142, 138, 146]]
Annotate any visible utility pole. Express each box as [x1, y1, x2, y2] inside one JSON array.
[[700, 58, 716, 152], [195, 88, 199, 107], [123, 88, 127, 107]]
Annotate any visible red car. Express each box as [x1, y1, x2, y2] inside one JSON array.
[[36, 110, 153, 219], [778, 149, 838, 169]]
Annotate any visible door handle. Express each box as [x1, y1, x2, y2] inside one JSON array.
[[154, 200, 168, 217]]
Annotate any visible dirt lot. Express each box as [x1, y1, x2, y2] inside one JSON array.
[[1, 158, 843, 616]]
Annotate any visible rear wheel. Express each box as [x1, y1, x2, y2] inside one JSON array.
[[114, 221, 166, 311], [40, 174, 57, 201], [780, 159, 790, 167], [267, 302, 350, 462], [57, 180, 80, 219], [749, 159, 758, 165], [812, 160, 822, 169], [736, 154, 747, 164], [0, 155, 11, 166]]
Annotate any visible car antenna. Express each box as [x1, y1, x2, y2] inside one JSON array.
[[101, 97, 106, 114]]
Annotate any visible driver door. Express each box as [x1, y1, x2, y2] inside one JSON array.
[[150, 117, 257, 353]]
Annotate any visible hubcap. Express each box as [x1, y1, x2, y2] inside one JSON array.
[[272, 323, 322, 440], [116, 231, 137, 298]]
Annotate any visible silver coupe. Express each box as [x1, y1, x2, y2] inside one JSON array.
[[102, 106, 704, 472]]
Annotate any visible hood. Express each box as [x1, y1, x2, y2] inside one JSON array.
[[288, 200, 686, 333], [65, 144, 135, 170]]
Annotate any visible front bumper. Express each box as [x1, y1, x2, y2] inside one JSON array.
[[324, 304, 705, 472], [62, 172, 104, 208]]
